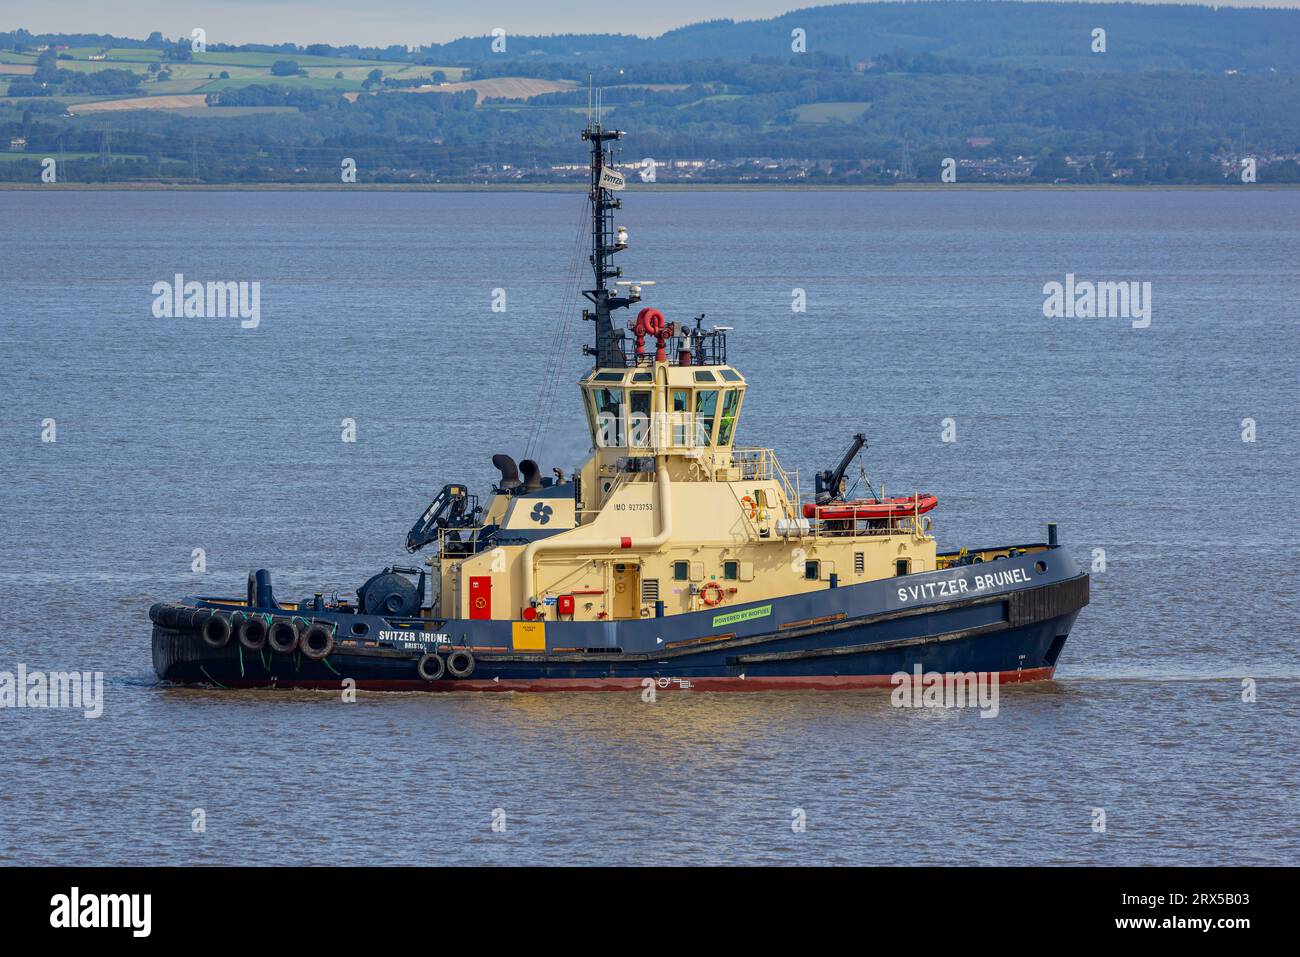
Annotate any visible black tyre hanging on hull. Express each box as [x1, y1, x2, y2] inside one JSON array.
[[301, 623, 335, 660], [238, 615, 267, 652]]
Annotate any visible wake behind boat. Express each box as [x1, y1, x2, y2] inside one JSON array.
[[150, 117, 1088, 692]]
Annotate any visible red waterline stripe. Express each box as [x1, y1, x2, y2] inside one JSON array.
[[186, 666, 1055, 693]]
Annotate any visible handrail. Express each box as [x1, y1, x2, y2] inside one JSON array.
[[732, 446, 800, 517]]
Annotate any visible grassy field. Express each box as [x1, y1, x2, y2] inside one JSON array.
[[71, 95, 208, 114], [793, 101, 873, 123], [0, 49, 465, 97], [193, 51, 411, 69], [0, 48, 478, 109], [197, 73, 367, 93]]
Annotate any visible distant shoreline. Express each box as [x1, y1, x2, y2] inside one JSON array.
[[2, 182, 1294, 192]]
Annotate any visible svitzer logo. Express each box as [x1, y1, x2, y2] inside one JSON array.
[[49, 887, 151, 938]]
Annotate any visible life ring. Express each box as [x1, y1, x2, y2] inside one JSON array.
[[417, 652, 445, 681], [201, 612, 232, 649], [700, 582, 725, 606], [300, 623, 335, 660], [740, 496, 757, 520], [447, 649, 476, 679], [267, 619, 299, 654], [238, 615, 268, 651]]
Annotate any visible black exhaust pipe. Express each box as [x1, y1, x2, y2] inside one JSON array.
[[492, 454, 520, 491], [520, 459, 543, 491]]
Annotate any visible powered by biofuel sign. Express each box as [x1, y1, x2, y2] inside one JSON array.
[[711, 604, 772, 628]]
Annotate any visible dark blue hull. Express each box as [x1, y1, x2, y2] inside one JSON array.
[[152, 546, 1088, 692]]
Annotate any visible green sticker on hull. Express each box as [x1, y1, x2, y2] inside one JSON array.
[[712, 604, 772, 628]]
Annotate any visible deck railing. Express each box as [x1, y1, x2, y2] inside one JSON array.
[[732, 446, 800, 507]]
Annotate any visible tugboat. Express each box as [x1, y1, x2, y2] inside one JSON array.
[[150, 118, 1088, 692]]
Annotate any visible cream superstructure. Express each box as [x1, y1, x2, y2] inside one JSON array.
[[432, 362, 936, 624]]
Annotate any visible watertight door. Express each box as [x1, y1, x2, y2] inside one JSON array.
[[469, 576, 492, 620], [611, 563, 639, 620]]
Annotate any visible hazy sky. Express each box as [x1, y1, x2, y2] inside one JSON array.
[[9, 0, 1299, 48]]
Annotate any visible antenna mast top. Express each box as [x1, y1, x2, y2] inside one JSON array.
[[581, 106, 636, 368]]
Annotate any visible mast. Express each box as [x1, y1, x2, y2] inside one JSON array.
[[581, 114, 636, 368]]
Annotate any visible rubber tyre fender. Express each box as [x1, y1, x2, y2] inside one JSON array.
[[446, 649, 475, 679], [159, 604, 184, 629], [201, 612, 232, 649], [417, 652, 445, 681], [267, 619, 299, 655], [301, 624, 335, 660], [239, 615, 268, 651]]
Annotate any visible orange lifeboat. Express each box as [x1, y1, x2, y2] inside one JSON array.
[[802, 493, 938, 521]]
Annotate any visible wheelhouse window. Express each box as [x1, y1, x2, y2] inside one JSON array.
[[628, 390, 652, 448], [591, 388, 623, 447], [671, 389, 691, 446], [717, 389, 741, 446], [695, 390, 719, 446]]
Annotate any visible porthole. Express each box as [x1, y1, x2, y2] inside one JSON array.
[[1034, 561, 1048, 574]]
